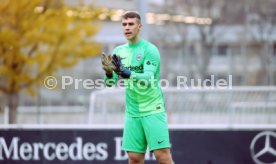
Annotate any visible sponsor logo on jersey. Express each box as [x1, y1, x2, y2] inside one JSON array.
[[123, 64, 143, 72], [146, 60, 157, 67]]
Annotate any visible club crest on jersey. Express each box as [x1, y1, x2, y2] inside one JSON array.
[[136, 54, 142, 61]]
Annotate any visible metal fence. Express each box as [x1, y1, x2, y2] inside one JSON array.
[[88, 87, 276, 126], [1, 87, 275, 125]]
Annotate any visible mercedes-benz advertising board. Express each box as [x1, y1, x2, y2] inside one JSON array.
[[0, 126, 275, 164]]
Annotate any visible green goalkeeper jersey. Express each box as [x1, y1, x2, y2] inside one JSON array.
[[104, 39, 165, 117]]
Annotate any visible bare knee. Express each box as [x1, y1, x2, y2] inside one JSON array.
[[154, 148, 173, 164], [128, 152, 145, 164]]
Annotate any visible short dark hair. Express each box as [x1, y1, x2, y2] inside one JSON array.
[[122, 11, 141, 23]]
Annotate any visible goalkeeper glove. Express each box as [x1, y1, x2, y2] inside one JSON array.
[[101, 53, 115, 77], [112, 54, 131, 78]]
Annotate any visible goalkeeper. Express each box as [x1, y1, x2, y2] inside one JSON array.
[[102, 11, 174, 164]]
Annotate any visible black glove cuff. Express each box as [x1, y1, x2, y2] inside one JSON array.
[[121, 69, 131, 78], [106, 73, 113, 78]]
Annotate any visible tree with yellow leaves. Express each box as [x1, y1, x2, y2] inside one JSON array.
[[0, 0, 102, 123]]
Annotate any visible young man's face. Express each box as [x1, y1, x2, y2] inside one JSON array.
[[122, 18, 141, 41]]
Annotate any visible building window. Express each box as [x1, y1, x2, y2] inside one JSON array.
[[273, 43, 276, 56], [218, 45, 228, 56], [189, 45, 195, 55], [103, 45, 109, 53]]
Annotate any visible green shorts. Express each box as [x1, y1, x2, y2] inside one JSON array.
[[122, 112, 171, 153]]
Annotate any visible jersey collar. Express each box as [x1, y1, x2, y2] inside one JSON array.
[[128, 38, 143, 48]]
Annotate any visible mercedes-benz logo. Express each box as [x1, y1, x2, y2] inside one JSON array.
[[250, 131, 276, 164]]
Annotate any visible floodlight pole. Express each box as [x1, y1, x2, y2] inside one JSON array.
[[137, 0, 148, 39]]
